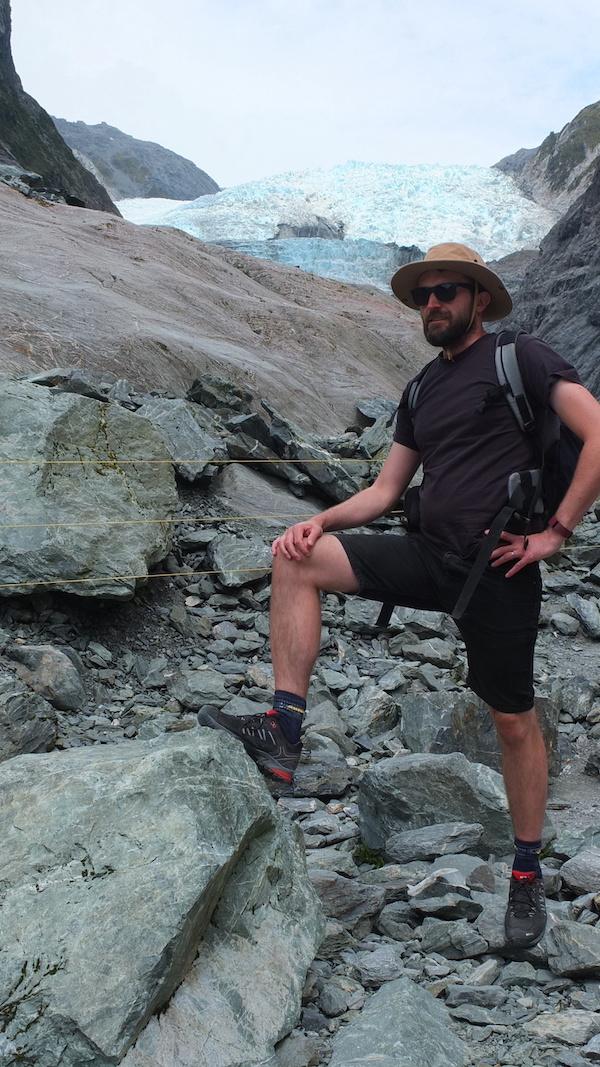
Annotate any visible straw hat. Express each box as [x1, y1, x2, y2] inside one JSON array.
[[391, 242, 512, 321]]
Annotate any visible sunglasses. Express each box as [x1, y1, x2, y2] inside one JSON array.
[[411, 282, 475, 306]]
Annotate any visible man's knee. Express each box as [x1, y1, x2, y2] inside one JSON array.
[[491, 707, 537, 746], [271, 534, 358, 594]]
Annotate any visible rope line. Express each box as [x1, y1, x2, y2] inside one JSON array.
[[0, 510, 403, 531], [0, 456, 377, 466], [0, 566, 273, 591]]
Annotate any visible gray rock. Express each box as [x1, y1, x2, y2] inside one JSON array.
[[566, 593, 600, 638], [170, 668, 230, 708], [135, 398, 225, 481], [409, 892, 482, 922], [401, 637, 456, 668], [525, 1008, 600, 1045], [561, 849, 600, 894], [547, 920, 600, 976], [0, 670, 58, 761], [400, 691, 561, 776], [553, 827, 600, 860], [7, 643, 86, 710], [318, 975, 365, 1016], [358, 752, 515, 858], [262, 402, 369, 503], [419, 918, 489, 959], [583, 1034, 600, 1060], [309, 870, 385, 935], [328, 975, 470, 1066], [431, 853, 495, 893], [386, 822, 484, 863], [551, 612, 580, 635], [376, 900, 416, 940], [389, 607, 448, 639], [358, 862, 429, 904], [274, 1029, 321, 1067], [353, 944, 404, 987], [342, 685, 398, 737], [205, 532, 272, 588], [445, 984, 508, 1008], [0, 730, 323, 1067], [0, 381, 177, 598]]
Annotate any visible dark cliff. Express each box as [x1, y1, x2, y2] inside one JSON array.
[[53, 119, 220, 201], [495, 100, 600, 214], [0, 0, 118, 213], [509, 159, 600, 396]]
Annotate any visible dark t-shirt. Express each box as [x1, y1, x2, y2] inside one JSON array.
[[393, 332, 580, 558]]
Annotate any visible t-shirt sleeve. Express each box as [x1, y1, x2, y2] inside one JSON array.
[[393, 381, 418, 450], [517, 335, 581, 411]]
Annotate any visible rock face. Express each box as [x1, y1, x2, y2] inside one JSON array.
[[0, 730, 323, 1066], [0, 1, 117, 213], [53, 119, 220, 202], [495, 99, 600, 212], [0, 379, 178, 598], [0, 183, 426, 433], [507, 158, 600, 395]]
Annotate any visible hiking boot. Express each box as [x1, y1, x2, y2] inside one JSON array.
[[504, 873, 547, 949], [197, 706, 302, 784]]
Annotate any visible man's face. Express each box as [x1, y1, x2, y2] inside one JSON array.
[[416, 269, 475, 347]]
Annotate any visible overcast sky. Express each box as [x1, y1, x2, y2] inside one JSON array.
[[11, 0, 600, 189]]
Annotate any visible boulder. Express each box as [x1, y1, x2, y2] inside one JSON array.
[[0, 381, 177, 598], [134, 398, 225, 482], [328, 975, 470, 1066], [359, 752, 518, 858], [0, 669, 57, 761], [0, 729, 323, 1066], [7, 643, 86, 710], [399, 691, 561, 776]]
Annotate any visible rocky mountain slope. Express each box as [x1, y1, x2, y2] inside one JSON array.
[[53, 118, 220, 201], [509, 158, 600, 395], [496, 100, 600, 213], [1, 353, 600, 1066], [0, 0, 117, 213], [0, 183, 427, 432]]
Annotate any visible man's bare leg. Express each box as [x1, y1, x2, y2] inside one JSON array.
[[493, 706, 548, 947], [270, 534, 359, 697], [491, 708, 548, 840]]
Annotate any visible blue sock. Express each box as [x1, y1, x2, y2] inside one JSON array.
[[273, 690, 305, 744], [512, 837, 542, 878]]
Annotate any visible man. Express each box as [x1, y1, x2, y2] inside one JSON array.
[[200, 243, 600, 948]]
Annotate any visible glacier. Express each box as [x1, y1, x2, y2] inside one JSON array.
[[118, 161, 557, 290]]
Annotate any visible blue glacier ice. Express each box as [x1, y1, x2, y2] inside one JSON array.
[[118, 161, 557, 290]]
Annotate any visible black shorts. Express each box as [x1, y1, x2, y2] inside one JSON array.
[[334, 531, 542, 714]]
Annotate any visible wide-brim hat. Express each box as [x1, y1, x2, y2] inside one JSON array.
[[391, 242, 512, 322]]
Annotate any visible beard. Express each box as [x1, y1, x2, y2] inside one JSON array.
[[423, 308, 471, 347]]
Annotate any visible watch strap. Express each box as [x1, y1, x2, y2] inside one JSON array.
[[549, 515, 573, 539]]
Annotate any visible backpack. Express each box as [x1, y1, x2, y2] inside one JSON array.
[[376, 330, 581, 627]]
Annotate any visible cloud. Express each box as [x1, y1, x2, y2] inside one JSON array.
[[11, 0, 600, 186]]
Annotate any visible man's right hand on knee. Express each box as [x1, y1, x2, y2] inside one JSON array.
[[272, 521, 324, 560]]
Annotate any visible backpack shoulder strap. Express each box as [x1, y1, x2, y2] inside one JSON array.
[[494, 329, 536, 434], [407, 356, 438, 416]]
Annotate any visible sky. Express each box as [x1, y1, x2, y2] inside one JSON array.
[[11, 0, 600, 189]]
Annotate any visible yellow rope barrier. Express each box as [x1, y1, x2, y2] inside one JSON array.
[[0, 566, 273, 591], [0, 456, 376, 466], [0, 510, 402, 531]]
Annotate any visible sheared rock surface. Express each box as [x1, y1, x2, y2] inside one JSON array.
[[0, 729, 323, 1066], [0, 379, 177, 598]]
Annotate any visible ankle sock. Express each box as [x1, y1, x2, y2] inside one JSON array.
[[273, 690, 306, 744], [512, 836, 542, 879]]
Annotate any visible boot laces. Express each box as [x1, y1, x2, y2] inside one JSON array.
[[510, 877, 540, 918]]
